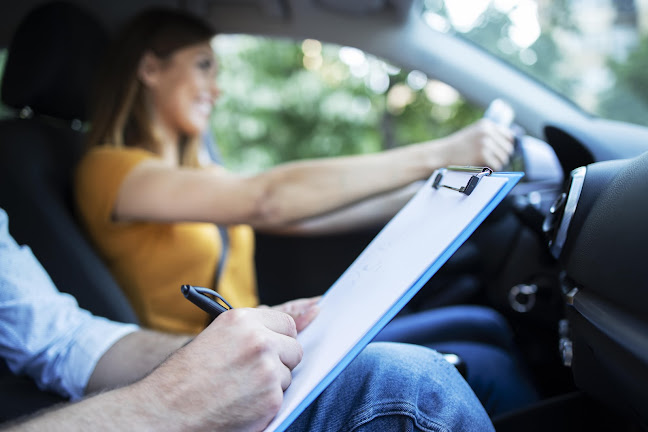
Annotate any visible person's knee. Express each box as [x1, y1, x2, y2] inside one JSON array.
[[346, 342, 495, 431], [357, 341, 454, 379], [356, 342, 475, 396], [293, 342, 494, 431]]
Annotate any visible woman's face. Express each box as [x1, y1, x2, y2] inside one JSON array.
[[140, 41, 219, 138]]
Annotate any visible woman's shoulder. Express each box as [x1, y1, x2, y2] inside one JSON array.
[[82, 145, 157, 160], [78, 145, 156, 170], [76, 145, 160, 185]]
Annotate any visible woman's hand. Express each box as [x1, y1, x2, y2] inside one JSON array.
[[258, 297, 321, 332], [434, 118, 515, 171]]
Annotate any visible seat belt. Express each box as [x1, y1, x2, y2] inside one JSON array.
[[205, 225, 229, 327], [203, 134, 231, 324], [214, 225, 229, 288]]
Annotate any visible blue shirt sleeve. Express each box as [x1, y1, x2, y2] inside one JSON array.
[[0, 208, 139, 400]]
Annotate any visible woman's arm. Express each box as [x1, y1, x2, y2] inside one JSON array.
[[114, 119, 513, 228], [258, 181, 424, 236]]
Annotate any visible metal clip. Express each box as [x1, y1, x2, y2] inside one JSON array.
[[432, 166, 493, 196]]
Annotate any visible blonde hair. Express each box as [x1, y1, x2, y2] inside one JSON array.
[[86, 8, 217, 166]]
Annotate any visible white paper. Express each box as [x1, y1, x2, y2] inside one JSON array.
[[265, 170, 512, 431]]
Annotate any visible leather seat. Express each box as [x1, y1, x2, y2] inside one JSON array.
[[0, 1, 138, 420], [0, 0, 138, 324]]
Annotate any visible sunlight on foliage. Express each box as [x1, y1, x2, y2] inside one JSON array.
[[210, 36, 480, 173]]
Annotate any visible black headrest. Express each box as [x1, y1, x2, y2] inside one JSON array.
[[1, 1, 108, 122]]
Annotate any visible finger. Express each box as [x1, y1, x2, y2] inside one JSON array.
[[495, 123, 515, 141], [486, 137, 512, 166], [223, 309, 303, 369], [271, 332, 304, 370], [255, 308, 298, 338], [482, 146, 505, 171], [293, 303, 320, 332], [481, 120, 514, 152], [494, 132, 515, 155], [481, 147, 502, 171], [270, 298, 320, 332], [280, 296, 320, 310], [278, 297, 320, 317], [278, 361, 293, 391], [246, 309, 303, 368], [296, 296, 322, 307], [482, 118, 514, 139]]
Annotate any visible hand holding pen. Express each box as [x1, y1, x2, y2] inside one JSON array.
[[181, 284, 320, 331]]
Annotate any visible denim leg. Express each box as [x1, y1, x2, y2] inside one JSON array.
[[430, 341, 539, 417], [373, 305, 515, 351], [289, 342, 494, 432], [372, 306, 540, 417]]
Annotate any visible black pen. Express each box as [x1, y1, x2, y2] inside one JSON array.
[[181, 284, 233, 318]]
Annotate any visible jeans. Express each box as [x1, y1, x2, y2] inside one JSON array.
[[374, 305, 514, 351], [290, 342, 494, 432], [373, 305, 540, 416]]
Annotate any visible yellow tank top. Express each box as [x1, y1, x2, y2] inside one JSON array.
[[75, 146, 258, 334]]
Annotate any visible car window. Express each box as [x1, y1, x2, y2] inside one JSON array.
[[0, 38, 488, 174], [211, 35, 483, 173], [422, 0, 648, 127]]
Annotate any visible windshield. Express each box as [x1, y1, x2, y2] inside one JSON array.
[[211, 35, 482, 172], [422, 0, 648, 127]]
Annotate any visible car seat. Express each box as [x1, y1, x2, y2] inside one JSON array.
[[0, 1, 138, 420], [0, 1, 138, 323]]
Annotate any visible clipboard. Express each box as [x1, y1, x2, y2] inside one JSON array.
[[265, 167, 524, 432]]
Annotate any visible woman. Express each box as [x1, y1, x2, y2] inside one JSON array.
[[74, 8, 536, 416], [76, 7, 514, 333]]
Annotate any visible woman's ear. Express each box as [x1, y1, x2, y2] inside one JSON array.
[[138, 52, 162, 87]]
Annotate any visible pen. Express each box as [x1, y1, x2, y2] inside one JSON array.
[[181, 284, 233, 318]]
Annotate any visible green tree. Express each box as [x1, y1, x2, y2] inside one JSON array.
[[599, 35, 648, 127], [211, 36, 479, 173], [452, 0, 575, 101]]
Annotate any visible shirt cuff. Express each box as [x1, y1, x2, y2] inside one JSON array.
[[63, 318, 139, 400]]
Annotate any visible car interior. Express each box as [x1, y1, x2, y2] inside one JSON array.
[[0, 0, 647, 430]]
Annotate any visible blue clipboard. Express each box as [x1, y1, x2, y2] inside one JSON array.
[[265, 167, 524, 431]]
